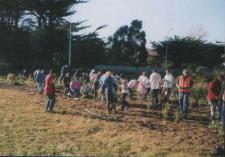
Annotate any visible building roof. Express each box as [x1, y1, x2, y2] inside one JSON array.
[[147, 48, 159, 57]]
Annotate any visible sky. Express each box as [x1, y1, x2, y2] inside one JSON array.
[[72, 0, 225, 47]]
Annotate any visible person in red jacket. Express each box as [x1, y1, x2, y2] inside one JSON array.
[[207, 75, 224, 124], [44, 69, 56, 112]]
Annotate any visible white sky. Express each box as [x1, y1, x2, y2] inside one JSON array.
[[72, 0, 225, 47]]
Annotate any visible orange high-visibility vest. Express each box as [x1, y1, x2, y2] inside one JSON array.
[[178, 75, 192, 93]]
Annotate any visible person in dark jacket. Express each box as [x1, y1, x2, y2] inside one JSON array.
[[101, 71, 117, 113], [59, 65, 69, 85], [63, 73, 71, 97], [74, 67, 82, 80]]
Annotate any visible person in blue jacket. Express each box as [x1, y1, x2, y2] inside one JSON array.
[[35, 69, 45, 93], [101, 71, 117, 113]]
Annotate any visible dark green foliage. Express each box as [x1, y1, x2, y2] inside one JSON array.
[[108, 20, 148, 66], [0, 0, 107, 71], [152, 36, 224, 68]]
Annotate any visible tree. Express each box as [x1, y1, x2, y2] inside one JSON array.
[[152, 36, 224, 67], [108, 19, 148, 66]]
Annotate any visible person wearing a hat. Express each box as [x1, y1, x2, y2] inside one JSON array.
[[176, 69, 193, 119]]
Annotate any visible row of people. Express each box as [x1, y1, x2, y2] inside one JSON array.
[[33, 67, 225, 127]]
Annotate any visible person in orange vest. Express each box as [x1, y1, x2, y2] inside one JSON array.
[[176, 69, 193, 119]]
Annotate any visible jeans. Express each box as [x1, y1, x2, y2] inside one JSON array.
[[105, 89, 115, 112], [178, 92, 190, 114], [46, 94, 56, 112], [37, 82, 43, 93], [150, 89, 159, 107], [71, 89, 79, 97], [121, 93, 129, 110], [209, 99, 222, 121]]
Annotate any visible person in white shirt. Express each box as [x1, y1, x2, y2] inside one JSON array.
[[128, 79, 137, 100], [149, 69, 161, 108], [161, 69, 174, 106], [137, 72, 149, 101]]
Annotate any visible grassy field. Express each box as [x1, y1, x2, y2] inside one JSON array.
[[0, 82, 224, 156]]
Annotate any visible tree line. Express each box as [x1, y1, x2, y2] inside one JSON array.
[[0, 0, 224, 73]]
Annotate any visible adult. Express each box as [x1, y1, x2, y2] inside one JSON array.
[[161, 69, 174, 105], [92, 71, 102, 100], [101, 71, 117, 113], [221, 79, 225, 127], [59, 65, 69, 85], [74, 67, 82, 80], [149, 69, 161, 108], [176, 69, 193, 119], [44, 69, 56, 112], [120, 75, 129, 111], [35, 69, 45, 93], [63, 73, 71, 97], [207, 75, 224, 124], [137, 72, 149, 100]]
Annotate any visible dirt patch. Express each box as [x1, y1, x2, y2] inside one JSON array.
[[0, 83, 224, 156]]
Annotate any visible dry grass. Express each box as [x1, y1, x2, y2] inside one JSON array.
[[0, 88, 222, 156]]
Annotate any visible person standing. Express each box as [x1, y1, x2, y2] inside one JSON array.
[[137, 72, 149, 101], [120, 75, 129, 111], [149, 69, 161, 108], [128, 79, 137, 100], [221, 80, 225, 127], [63, 73, 71, 98], [207, 75, 224, 124], [92, 71, 101, 101], [44, 69, 56, 113], [176, 69, 193, 119], [35, 69, 45, 93], [161, 69, 174, 105], [101, 71, 117, 113], [59, 65, 69, 85]]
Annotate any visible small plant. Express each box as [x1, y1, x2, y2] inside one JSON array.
[[174, 108, 181, 123], [162, 102, 174, 120]]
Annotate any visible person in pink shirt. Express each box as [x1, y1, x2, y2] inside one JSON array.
[[137, 72, 148, 101], [70, 78, 81, 98], [44, 69, 56, 112]]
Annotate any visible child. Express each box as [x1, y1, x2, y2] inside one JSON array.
[[70, 79, 81, 98], [137, 72, 149, 101], [128, 79, 137, 100], [120, 75, 129, 111], [81, 80, 90, 97]]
